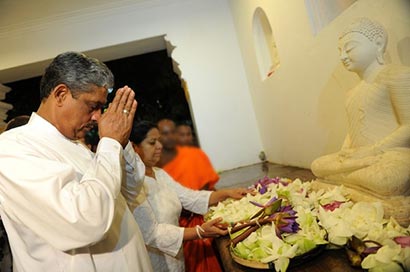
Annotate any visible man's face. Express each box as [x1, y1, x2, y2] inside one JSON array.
[[157, 119, 177, 150], [176, 125, 193, 146], [57, 85, 107, 140]]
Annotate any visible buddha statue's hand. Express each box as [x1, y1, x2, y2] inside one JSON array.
[[339, 145, 381, 160]]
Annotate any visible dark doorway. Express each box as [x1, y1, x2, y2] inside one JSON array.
[[105, 50, 192, 123], [2, 49, 194, 126]]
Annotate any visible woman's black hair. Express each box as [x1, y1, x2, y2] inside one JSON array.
[[130, 120, 158, 145]]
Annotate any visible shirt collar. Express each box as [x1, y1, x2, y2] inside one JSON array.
[[29, 112, 73, 142]]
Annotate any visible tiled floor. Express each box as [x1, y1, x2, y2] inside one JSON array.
[[216, 162, 316, 189]]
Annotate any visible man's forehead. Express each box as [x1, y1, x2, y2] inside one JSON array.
[[177, 125, 191, 131], [81, 95, 107, 107], [158, 120, 175, 130], [80, 86, 108, 102]]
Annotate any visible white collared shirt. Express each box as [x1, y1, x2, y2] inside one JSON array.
[[0, 113, 152, 272]]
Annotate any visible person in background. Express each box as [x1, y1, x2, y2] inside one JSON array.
[[157, 118, 222, 272], [157, 119, 218, 190], [130, 121, 250, 272], [0, 52, 152, 271], [175, 121, 195, 146], [0, 115, 30, 272], [4, 115, 30, 131]]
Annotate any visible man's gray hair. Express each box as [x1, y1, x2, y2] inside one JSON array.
[[40, 51, 114, 100]]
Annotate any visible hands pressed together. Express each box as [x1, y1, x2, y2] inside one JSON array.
[[98, 86, 137, 147]]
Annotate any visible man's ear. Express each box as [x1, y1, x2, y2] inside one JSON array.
[[52, 84, 70, 106]]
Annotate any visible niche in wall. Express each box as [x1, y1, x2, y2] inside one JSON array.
[[252, 7, 280, 81]]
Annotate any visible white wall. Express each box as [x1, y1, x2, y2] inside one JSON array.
[[228, 0, 410, 168], [0, 0, 263, 171]]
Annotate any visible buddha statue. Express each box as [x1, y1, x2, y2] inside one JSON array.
[[311, 18, 410, 226]]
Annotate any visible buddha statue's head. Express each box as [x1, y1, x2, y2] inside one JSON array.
[[338, 18, 388, 75]]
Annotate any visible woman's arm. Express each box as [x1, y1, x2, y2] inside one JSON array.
[[208, 188, 252, 206], [183, 217, 228, 241], [162, 169, 251, 211]]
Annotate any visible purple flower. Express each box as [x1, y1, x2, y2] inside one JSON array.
[[280, 219, 300, 233], [254, 176, 272, 194], [249, 197, 282, 220], [259, 186, 268, 194], [394, 236, 410, 248], [272, 177, 281, 184], [322, 201, 345, 211], [249, 196, 278, 208], [278, 205, 296, 215], [252, 176, 289, 194], [362, 246, 381, 255], [268, 205, 300, 238]]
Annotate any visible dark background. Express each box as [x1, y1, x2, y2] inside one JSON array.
[[2, 50, 193, 124]]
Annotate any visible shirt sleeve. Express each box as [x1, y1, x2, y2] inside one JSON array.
[[0, 137, 124, 251], [160, 170, 212, 215], [133, 185, 184, 257], [121, 141, 145, 211]]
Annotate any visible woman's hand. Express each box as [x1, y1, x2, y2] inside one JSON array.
[[199, 217, 228, 238], [223, 188, 254, 200], [208, 188, 254, 206], [183, 217, 229, 241]]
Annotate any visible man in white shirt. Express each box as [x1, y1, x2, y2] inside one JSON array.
[[0, 52, 153, 271]]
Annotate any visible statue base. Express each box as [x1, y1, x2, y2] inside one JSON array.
[[311, 179, 410, 227]]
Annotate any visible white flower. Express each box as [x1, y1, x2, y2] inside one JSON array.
[[361, 244, 403, 271], [345, 202, 385, 239], [208, 178, 410, 272]]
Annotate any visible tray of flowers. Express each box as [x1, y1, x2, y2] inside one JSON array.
[[206, 177, 410, 272]]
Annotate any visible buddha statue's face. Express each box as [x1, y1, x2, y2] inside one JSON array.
[[338, 32, 379, 74]]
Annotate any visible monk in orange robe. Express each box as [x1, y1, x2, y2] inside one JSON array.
[[157, 119, 221, 272], [175, 121, 196, 147]]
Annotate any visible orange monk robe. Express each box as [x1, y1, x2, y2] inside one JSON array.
[[163, 146, 219, 190], [163, 146, 222, 272]]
